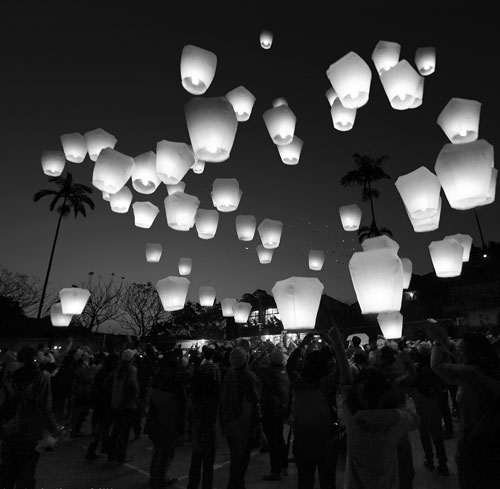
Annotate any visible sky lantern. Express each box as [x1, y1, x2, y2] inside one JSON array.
[[263, 104, 297, 146], [308, 250, 325, 271], [109, 186, 132, 213], [156, 140, 194, 185], [235, 215, 256, 241], [414, 46, 436, 76], [272, 277, 324, 330], [326, 51, 372, 109], [164, 192, 200, 231], [371, 40, 401, 75], [258, 218, 283, 249], [132, 151, 160, 194], [102, 191, 111, 202], [339, 204, 362, 231], [195, 209, 219, 239], [225, 86, 256, 122], [406, 197, 442, 232], [132, 201, 159, 229], [180, 44, 217, 95], [178, 257, 192, 276], [437, 98, 481, 144], [59, 287, 91, 315], [92, 148, 135, 194], [50, 303, 73, 327], [232, 301, 252, 323], [166, 182, 186, 196], [401, 258, 413, 289], [41, 150, 66, 176], [380, 60, 424, 110], [377, 312, 403, 339], [60, 132, 87, 163], [256, 245, 274, 264], [361, 235, 400, 252], [211, 178, 242, 212], [325, 88, 338, 106], [260, 30, 273, 49], [221, 298, 237, 317], [145, 243, 162, 263], [191, 159, 205, 174], [435, 139, 495, 210], [278, 136, 303, 165], [445, 233, 473, 262], [199, 285, 216, 306], [185, 97, 238, 163], [155, 276, 190, 311], [330, 99, 356, 132], [272, 98, 288, 108], [429, 238, 464, 277], [395, 166, 441, 219], [84, 128, 117, 162]]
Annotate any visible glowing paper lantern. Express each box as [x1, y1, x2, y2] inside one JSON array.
[[221, 298, 237, 317], [132, 152, 161, 194], [185, 97, 238, 163], [232, 301, 252, 323], [271, 277, 324, 330], [60, 132, 87, 163], [41, 150, 66, 176], [178, 258, 192, 276], [325, 88, 338, 106], [164, 192, 200, 231], [445, 233, 473, 262], [361, 235, 400, 253], [435, 139, 495, 210], [272, 98, 288, 108], [260, 30, 273, 49], [156, 140, 194, 185], [429, 238, 464, 277], [371, 40, 401, 75], [211, 178, 242, 212], [309, 250, 325, 271], [102, 191, 111, 202], [92, 148, 135, 194], [258, 219, 283, 249], [339, 204, 362, 231], [199, 286, 216, 307], [235, 215, 256, 241], [377, 312, 403, 339], [195, 209, 219, 239], [146, 243, 162, 263], [437, 98, 481, 144], [109, 186, 133, 213], [406, 197, 442, 233], [180, 45, 217, 95], [191, 159, 205, 174], [401, 258, 413, 289], [59, 287, 91, 315], [380, 60, 424, 110], [326, 51, 372, 109], [84, 128, 117, 162], [132, 201, 160, 229], [330, 99, 356, 132], [415, 47, 436, 76], [256, 245, 274, 264], [155, 276, 190, 311], [278, 136, 303, 165], [50, 303, 73, 327], [225, 86, 256, 122], [263, 105, 297, 146], [166, 182, 186, 195]]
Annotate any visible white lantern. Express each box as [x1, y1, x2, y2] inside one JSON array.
[[325, 88, 338, 106], [435, 139, 495, 210], [60, 133, 87, 163], [263, 105, 297, 146], [445, 233, 473, 262], [199, 286, 216, 307], [180, 45, 217, 95], [132, 152, 161, 194], [102, 191, 111, 202], [380, 60, 424, 110], [395, 166, 441, 219], [211, 178, 242, 212], [132, 201, 160, 229], [272, 98, 288, 108], [92, 148, 135, 194], [326, 51, 372, 109], [156, 140, 194, 185], [437, 98, 481, 144], [258, 219, 283, 249], [401, 258, 413, 289], [406, 197, 442, 233], [146, 243, 162, 263], [371, 40, 401, 75], [361, 235, 400, 253], [41, 150, 66, 177], [185, 97, 238, 163], [377, 312, 403, 339], [195, 209, 219, 239], [272, 277, 324, 330], [155, 276, 190, 311], [109, 186, 133, 213], [225, 86, 256, 122], [59, 287, 91, 315], [221, 298, 237, 317], [429, 238, 464, 278], [278, 136, 303, 165], [50, 303, 73, 327], [309, 250, 325, 271], [415, 47, 436, 76], [191, 159, 205, 174], [164, 192, 200, 231], [260, 30, 273, 49], [178, 257, 193, 276], [330, 99, 356, 132], [84, 128, 117, 162], [256, 245, 274, 264], [232, 301, 252, 324], [166, 182, 186, 195], [235, 215, 256, 241], [339, 204, 362, 231]]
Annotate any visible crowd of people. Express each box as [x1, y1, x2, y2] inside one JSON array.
[[0, 320, 499, 489]]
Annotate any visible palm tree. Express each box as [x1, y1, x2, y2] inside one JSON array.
[[33, 172, 95, 324]]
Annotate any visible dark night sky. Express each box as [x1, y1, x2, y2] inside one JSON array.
[[1, 2, 499, 308]]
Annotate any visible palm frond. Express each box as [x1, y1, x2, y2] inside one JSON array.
[[33, 189, 57, 202]]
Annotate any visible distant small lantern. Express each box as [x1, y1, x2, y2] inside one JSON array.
[[308, 250, 325, 271], [445, 233, 473, 262], [195, 209, 219, 239], [339, 204, 362, 231], [132, 201, 160, 229], [256, 245, 274, 264], [221, 298, 237, 317], [156, 140, 194, 185], [371, 40, 401, 75], [180, 45, 217, 95], [92, 148, 135, 194], [415, 47, 436, 76], [50, 303, 73, 327], [435, 139, 495, 210], [406, 197, 442, 233], [41, 150, 66, 176], [330, 99, 356, 132], [272, 277, 324, 330], [263, 105, 297, 146], [380, 60, 424, 110], [191, 159, 205, 174], [377, 312, 403, 339], [235, 215, 257, 241], [401, 258, 413, 289], [59, 287, 91, 315], [146, 243, 162, 263], [164, 192, 200, 231], [225, 86, 256, 122], [185, 97, 238, 163], [178, 257, 193, 276], [199, 286, 216, 306], [84, 128, 117, 162], [102, 191, 111, 202], [232, 301, 252, 323], [429, 238, 464, 278], [109, 186, 133, 213], [258, 219, 283, 249], [278, 136, 303, 165], [132, 152, 161, 194], [155, 276, 190, 311], [326, 51, 372, 109], [166, 182, 186, 195], [211, 178, 242, 212], [60, 132, 87, 163], [437, 98, 481, 144], [260, 30, 273, 49], [325, 88, 338, 106]]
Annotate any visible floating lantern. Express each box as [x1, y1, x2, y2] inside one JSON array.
[[256, 245, 274, 264], [50, 303, 73, 327], [361, 235, 400, 253], [326, 51, 372, 109], [309, 250, 325, 271], [429, 238, 464, 277], [415, 47, 436, 76], [437, 98, 481, 144], [60, 132, 87, 163], [380, 60, 424, 110], [102, 191, 111, 202], [235, 215, 256, 241], [132, 152, 161, 194], [221, 298, 237, 317], [191, 158, 205, 174], [377, 312, 403, 339], [155, 276, 190, 311], [178, 257, 192, 276], [339, 204, 362, 231], [445, 233, 473, 262], [164, 192, 200, 231], [272, 98, 288, 108], [406, 197, 442, 232], [211, 178, 242, 212], [146, 243, 162, 263], [180, 45, 217, 95], [59, 287, 91, 315], [199, 286, 216, 306], [325, 88, 338, 106], [92, 148, 135, 194], [258, 219, 283, 249], [84, 128, 117, 162], [272, 277, 324, 330], [232, 301, 252, 323], [109, 186, 132, 213], [41, 150, 66, 176], [330, 99, 356, 132], [278, 136, 303, 165], [263, 105, 297, 146], [260, 30, 273, 49], [195, 209, 219, 239], [225, 86, 256, 122], [156, 140, 194, 185], [401, 258, 413, 289], [166, 182, 186, 195], [132, 201, 159, 229], [371, 40, 401, 75]]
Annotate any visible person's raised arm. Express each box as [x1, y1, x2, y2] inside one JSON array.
[[325, 323, 353, 386]]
